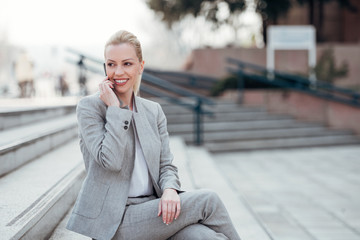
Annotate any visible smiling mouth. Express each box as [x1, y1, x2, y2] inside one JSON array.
[[114, 79, 129, 85]]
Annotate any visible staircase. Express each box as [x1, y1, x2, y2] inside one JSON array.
[[0, 102, 85, 239], [1, 97, 359, 239], [160, 100, 360, 152]]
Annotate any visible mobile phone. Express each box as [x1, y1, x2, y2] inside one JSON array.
[[103, 63, 107, 76], [103, 63, 115, 91]]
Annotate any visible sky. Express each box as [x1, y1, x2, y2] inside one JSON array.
[[0, 0, 262, 94], [0, 0, 155, 51], [1, 0, 147, 44], [0, 0, 192, 81], [0, 0, 262, 49]]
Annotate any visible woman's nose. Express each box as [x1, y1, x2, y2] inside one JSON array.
[[115, 66, 124, 75]]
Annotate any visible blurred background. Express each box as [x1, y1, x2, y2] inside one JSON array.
[[0, 0, 359, 98], [0, 0, 262, 98], [1, 0, 360, 239]]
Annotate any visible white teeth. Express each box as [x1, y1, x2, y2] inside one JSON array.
[[115, 80, 127, 83]]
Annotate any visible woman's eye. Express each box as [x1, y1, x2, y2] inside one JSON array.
[[107, 63, 114, 67], [124, 62, 132, 66]]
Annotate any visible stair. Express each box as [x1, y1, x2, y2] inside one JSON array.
[[160, 100, 360, 152], [0, 105, 76, 131], [2, 97, 359, 239], [0, 103, 85, 240], [184, 145, 272, 239], [0, 114, 78, 177]]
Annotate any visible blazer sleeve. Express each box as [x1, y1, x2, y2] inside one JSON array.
[[76, 97, 134, 171], [156, 103, 181, 192]]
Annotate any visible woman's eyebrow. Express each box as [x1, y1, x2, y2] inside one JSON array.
[[122, 58, 135, 62], [106, 58, 135, 62]]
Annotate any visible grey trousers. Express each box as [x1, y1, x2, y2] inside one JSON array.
[[112, 189, 241, 240]]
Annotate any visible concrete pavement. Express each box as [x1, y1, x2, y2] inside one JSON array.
[[214, 146, 360, 240]]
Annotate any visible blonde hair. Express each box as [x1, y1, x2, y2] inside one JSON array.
[[104, 30, 143, 95]]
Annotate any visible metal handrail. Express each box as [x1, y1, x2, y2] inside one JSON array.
[[145, 69, 218, 90], [67, 49, 215, 145], [227, 58, 360, 108], [142, 72, 215, 105]]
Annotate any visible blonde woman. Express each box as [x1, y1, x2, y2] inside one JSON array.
[[66, 30, 241, 240]]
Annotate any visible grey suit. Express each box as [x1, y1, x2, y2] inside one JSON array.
[[66, 93, 241, 240]]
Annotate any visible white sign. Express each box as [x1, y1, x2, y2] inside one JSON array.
[[267, 25, 316, 81]]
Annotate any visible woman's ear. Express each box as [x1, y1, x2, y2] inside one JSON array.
[[139, 60, 145, 74]]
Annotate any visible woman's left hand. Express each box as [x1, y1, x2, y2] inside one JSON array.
[[158, 188, 181, 225]]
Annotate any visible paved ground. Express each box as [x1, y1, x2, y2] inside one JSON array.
[[213, 146, 360, 240]]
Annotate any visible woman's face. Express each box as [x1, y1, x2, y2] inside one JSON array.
[[105, 43, 144, 97]]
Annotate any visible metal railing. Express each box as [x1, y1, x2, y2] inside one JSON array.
[[67, 48, 214, 145], [227, 58, 360, 108], [145, 69, 218, 91]]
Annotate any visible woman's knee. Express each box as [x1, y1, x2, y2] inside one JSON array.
[[195, 189, 221, 203], [180, 189, 223, 212], [183, 189, 223, 210]]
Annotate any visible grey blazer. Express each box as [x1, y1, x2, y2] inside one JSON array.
[[66, 93, 181, 240]]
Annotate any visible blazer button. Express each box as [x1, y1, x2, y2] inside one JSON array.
[[125, 120, 129, 125], [124, 126, 128, 130]]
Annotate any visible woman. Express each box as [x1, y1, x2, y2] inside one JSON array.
[[66, 30, 241, 240]]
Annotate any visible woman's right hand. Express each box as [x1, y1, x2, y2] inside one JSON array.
[[99, 77, 120, 107]]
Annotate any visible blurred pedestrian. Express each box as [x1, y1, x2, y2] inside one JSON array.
[[14, 51, 35, 98], [77, 56, 88, 96], [56, 73, 69, 96]]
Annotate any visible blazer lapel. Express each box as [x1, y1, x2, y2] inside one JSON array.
[[132, 97, 161, 194]]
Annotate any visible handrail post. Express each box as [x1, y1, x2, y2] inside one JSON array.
[[353, 95, 359, 105], [194, 98, 203, 145], [237, 64, 244, 104], [190, 76, 196, 86]]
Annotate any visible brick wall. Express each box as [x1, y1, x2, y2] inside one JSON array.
[[184, 44, 360, 89]]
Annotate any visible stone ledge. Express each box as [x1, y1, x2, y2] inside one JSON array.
[[0, 139, 84, 240], [5, 165, 85, 240], [186, 146, 273, 240], [0, 114, 77, 177]]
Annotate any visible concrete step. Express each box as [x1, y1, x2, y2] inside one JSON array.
[[155, 98, 247, 110], [161, 103, 265, 115], [166, 111, 292, 124], [167, 119, 321, 134], [161, 100, 360, 151], [169, 137, 195, 191], [186, 146, 272, 240], [0, 105, 76, 131], [0, 139, 85, 240], [0, 113, 78, 177], [49, 209, 91, 240], [154, 97, 234, 105], [205, 135, 360, 153], [177, 127, 354, 144]]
